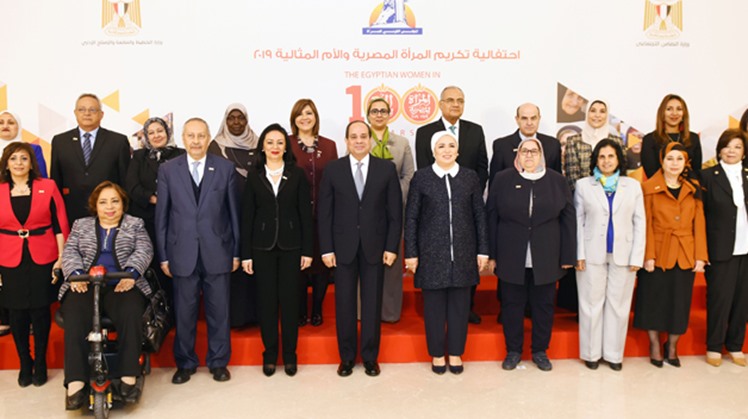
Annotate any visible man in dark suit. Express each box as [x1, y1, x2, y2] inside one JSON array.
[[155, 118, 241, 384], [415, 85, 488, 324], [318, 120, 402, 377], [50, 93, 130, 222], [489, 103, 562, 186]]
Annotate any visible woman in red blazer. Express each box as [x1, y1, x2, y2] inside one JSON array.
[[0, 142, 69, 387]]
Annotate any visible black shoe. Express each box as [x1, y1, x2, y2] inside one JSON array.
[[120, 381, 141, 403], [65, 387, 88, 410], [310, 314, 323, 327], [532, 351, 553, 371], [448, 364, 464, 375], [364, 361, 380, 376], [584, 360, 599, 370], [284, 364, 297, 376], [263, 364, 276, 377], [171, 367, 197, 384], [502, 352, 522, 370], [431, 363, 447, 375], [298, 315, 308, 327], [608, 362, 623, 371], [32, 367, 47, 387], [18, 370, 32, 387], [664, 343, 680, 367], [210, 367, 231, 382], [468, 311, 481, 324], [650, 358, 664, 368], [337, 361, 354, 377]]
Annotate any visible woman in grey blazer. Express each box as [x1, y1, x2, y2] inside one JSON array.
[[367, 98, 415, 323], [60, 181, 153, 409], [404, 131, 488, 374], [574, 139, 645, 371]]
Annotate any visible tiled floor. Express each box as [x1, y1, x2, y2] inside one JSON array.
[[1, 357, 746, 419]]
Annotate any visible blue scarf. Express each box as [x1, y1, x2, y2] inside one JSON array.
[[594, 167, 619, 194]]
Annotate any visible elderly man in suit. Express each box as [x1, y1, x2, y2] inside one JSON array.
[[415, 86, 488, 324], [155, 118, 241, 384], [318, 120, 402, 377], [50, 93, 130, 222]]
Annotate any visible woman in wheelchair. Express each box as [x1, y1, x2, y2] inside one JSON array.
[[59, 181, 153, 410]]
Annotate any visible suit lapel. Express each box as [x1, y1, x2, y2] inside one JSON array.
[[87, 128, 106, 166], [176, 156, 198, 208], [343, 156, 360, 200], [198, 154, 218, 209], [710, 165, 733, 197], [612, 179, 627, 213], [70, 129, 87, 167], [590, 178, 609, 212], [360, 157, 375, 202]]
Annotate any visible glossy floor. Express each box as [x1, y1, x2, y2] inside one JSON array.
[[1, 357, 746, 419]]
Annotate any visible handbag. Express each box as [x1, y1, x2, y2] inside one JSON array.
[[142, 272, 172, 353]]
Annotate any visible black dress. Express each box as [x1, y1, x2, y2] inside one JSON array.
[[641, 132, 702, 179], [0, 196, 60, 309]]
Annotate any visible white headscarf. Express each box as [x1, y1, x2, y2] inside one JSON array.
[[0, 111, 23, 155], [581, 100, 616, 149], [213, 103, 258, 153], [514, 137, 546, 181]]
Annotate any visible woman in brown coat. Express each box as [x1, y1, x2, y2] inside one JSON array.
[[634, 142, 708, 367]]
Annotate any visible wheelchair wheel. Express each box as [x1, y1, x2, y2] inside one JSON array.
[[93, 391, 110, 419]]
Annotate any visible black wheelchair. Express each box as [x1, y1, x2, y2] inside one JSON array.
[[55, 266, 162, 419]]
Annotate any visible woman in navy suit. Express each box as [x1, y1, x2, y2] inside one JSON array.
[[701, 129, 748, 367], [487, 138, 576, 372], [574, 140, 645, 371], [241, 123, 313, 377]]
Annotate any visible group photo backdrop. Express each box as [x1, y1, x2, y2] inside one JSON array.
[[2, 0, 746, 169]]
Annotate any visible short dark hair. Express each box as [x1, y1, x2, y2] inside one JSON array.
[[88, 181, 129, 215], [0, 142, 42, 183], [257, 123, 296, 167], [345, 120, 371, 139], [590, 139, 626, 177], [715, 128, 748, 161]]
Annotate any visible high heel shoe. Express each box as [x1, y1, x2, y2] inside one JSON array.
[[664, 343, 680, 368], [649, 341, 663, 368]]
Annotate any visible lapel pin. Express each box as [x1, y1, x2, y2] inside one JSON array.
[[73, 137, 79, 141], [654, 185, 661, 190], [715, 170, 719, 175], [208, 167, 215, 171], [515, 184, 521, 189], [282, 176, 288, 180], [38, 190, 45, 193]]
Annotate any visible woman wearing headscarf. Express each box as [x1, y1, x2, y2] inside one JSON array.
[[367, 97, 414, 323], [0, 111, 49, 339], [563, 100, 625, 191], [288, 99, 338, 327], [634, 142, 707, 368], [487, 138, 576, 372], [701, 129, 748, 367], [574, 139, 645, 371], [208, 103, 260, 329], [641, 94, 702, 179], [125, 117, 184, 302], [0, 142, 69, 387], [404, 131, 487, 374]]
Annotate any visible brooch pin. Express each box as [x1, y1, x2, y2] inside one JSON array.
[[38, 190, 45, 193], [515, 185, 521, 189], [208, 167, 215, 171], [73, 137, 79, 141]]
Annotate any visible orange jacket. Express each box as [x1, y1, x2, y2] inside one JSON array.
[[642, 171, 708, 270]]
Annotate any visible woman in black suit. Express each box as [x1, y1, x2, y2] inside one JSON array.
[[404, 131, 488, 375], [701, 128, 748, 367], [125, 117, 184, 306], [641, 94, 702, 179], [487, 138, 576, 372], [241, 123, 313, 377]]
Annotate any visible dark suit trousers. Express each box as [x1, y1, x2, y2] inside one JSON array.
[[501, 269, 556, 354], [706, 255, 748, 352], [335, 244, 384, 362], [173, 253, 231, 369], [422, 285, 470, 357], [61, 287, 145, 385], [254, 248, 301, 364], [299, 271, 330, 318]]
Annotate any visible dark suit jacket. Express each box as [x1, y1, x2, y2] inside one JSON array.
[[701, 164, 748, 262], [489, 130, 562, 187], [487, 169, 576, 285], [318, 156, 402, 265], [154, 154, 240, 277], [50, 127, 130, 222], [241, 165, 313, 260], [415, 119, 488, 192]]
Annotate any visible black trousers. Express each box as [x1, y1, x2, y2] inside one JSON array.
[[8, 307, 51, 372], [556, 268, 579, 312], [422, 286, 471, 357], [254, 248, 301, 364], [706, 255, 748, 352], [335, 244, 384, 363], [61, 287, 145, 385], [299, 270, 330, 318], [0, 307, 8, 325], [501, 269, 556, 354]]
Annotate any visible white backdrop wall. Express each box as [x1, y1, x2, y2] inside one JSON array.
[[1, 0, 746, 165]]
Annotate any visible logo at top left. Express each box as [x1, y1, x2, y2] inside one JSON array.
[[102, 0, 141, 36]]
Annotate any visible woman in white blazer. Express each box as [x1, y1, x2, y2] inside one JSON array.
[[574, 139, 646, 371]]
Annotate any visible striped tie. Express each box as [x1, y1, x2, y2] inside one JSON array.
[[82, 133, 92, 165]]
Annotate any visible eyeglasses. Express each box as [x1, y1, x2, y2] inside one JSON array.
[[441, 98, 465, 106], [76, 108, 101, 114], [519, 149, 540, 156], [369, 109, 389, 116]]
